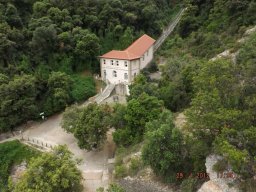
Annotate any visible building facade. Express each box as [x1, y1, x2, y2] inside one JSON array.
[[100, 34, 155, 84]]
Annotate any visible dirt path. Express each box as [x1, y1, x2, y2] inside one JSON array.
[[18, 113, 115, 192]]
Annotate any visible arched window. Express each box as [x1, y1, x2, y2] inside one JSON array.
[[104, 70, 107, 77], [113, 70, 117, 77]]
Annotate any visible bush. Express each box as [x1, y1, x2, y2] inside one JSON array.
[[213, 159, 228, 173], [70, 75, 96, 102], [129, 157, 143, 176], [114, 165, 128, 179], [0, 140, 39, 190], [107, 184, 125, 192], [180, 178, 197, 192], [113, 127, 135, 147]]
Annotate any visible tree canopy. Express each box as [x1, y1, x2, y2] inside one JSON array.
[[0, 0, 180, 134], [62, 103, 111, 150], [12, 145, 82, 192]]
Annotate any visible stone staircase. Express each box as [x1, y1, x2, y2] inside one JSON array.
[[154, 8, 186, 51], [94, 84, 115, 104]]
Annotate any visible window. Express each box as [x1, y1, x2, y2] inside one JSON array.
[[124, 61, 128, 67], [103, 59, 106, 64], [111, 60, 114, 65], [103, 70, 107, 78], [124, 73, 128, 80], [142, 55, 145, 61], [134, 72, 137, 77], [147, 50, 149, 56], [113, 70, 117, 77], [116, 60, 119, 66]]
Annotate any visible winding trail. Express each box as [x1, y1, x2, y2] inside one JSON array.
[[16, 113, 114, 192]]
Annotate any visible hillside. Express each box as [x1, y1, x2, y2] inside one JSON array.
[[0, 0, 180, 133], [109, 0, 256, 191], [1, 0, 256, 192]]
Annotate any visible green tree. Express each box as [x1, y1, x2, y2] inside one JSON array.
[[118, 27, 134, 50], [32, 1, 51, 18], [30, 25, 57, 59], [73, 28, 100, 60], [109, 104, 127, 129], [0, 75, 37, 133], [0, 23, 16, 67], [61, 105, 82, 133], [128, 74, 159, 101], [44, 72, 73, 115], [124, 93, 164, 140], [0, 140, 38, 191], [62, 103, 111, 150], [14, 145, 83, 192], [5, 3, 22, 28], [184, 59, 249, 144], [113, 93, 164, 146], [142, 110, 188, 183], [70, 75, 96, 102]]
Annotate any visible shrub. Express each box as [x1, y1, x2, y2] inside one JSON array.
[[213, 159, 228, 173], [70, 75, 96, 102], [180, 178, 198, 192], [129, 157, 143, 176], [113, 127, 134, 147], [107, 184, 125, 192], [114, 165, 128, 179], [0, 140, 39, 190]]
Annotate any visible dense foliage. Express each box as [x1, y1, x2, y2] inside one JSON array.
[[111, 0, 256, 189], [113, 93, 164, 146], [0, 140, 39, 191], [0, 0, 179, 133], [142, 110, 189, 183], [2, 0, 256, 190], [62, 103, 111, 150], [12, 145, 83, 192], [152, 0, 256, 188]]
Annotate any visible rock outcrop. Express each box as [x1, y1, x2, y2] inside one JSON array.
[[198, 155, 240, 192]]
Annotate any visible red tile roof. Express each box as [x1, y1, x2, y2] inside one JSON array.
[[100, 50, 140, 60], [100, 34, 155, 60]]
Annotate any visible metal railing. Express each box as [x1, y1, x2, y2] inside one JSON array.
[[154, 8, 187, 52]]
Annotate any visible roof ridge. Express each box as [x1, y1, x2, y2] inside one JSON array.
[[125, 50, 139, 58], [100, 34, 155, 60], [125, 34, 146, 50]]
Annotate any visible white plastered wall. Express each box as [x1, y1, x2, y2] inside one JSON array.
[[140, 45, 154, 69], [130, 59, 140, 82], [101, 58, 130, 84]]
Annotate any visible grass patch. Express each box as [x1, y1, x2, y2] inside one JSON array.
[[114, 164, 128, 179], [0, 140, 39, 190]]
